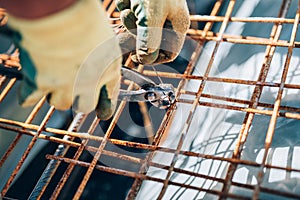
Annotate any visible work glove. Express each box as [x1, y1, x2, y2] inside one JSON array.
[[116, 0, 190, 64], [7, 0, 122, 119]]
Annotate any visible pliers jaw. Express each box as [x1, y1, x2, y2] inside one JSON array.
[[143, 83, 175, 109], [119, 66, 176, 109]]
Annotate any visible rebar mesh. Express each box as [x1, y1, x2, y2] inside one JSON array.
[[0, 0, 300, 199]]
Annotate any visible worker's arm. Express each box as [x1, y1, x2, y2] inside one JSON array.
[[1, 0, 122, 119]]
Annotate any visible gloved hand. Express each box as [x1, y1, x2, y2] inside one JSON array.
[[116, 0, 190, 64], [5, 0, 122, 119]]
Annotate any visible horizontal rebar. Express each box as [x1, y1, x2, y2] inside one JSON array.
[[141, 70, 300, 90], [47, 154, 300, 200], [46, 155, 252, 200], [1, 118, 300, 178], [180, 91, 300, 112], [190, 15, 297, 24], [188, 29, 298, 47]]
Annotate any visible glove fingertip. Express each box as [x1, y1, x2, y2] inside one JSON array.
[[95, 85, 116, 120], [135, 49, 159, 64], [115, 0, 130, 11], [120, 9, 137, 32]]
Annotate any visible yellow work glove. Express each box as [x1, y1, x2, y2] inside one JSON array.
[[116, 0, 190, 64], [7, 0, 122, 119]]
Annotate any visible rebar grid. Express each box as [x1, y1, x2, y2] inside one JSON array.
[[0, 0, 300, 199]]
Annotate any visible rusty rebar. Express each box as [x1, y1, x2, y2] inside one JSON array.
[[221, 0, 293, 198], [0, 96, 47, 167], [157, 1, 237, 198], [189, 15, 297, 24], [50, 115, 97, 200], [46, 153, 300, 200], [1, 104, 55, 196], [0, 0, 299, 199], [29, 112, 86, 200], [253, 2, 300, 199]]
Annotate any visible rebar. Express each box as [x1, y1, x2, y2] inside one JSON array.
[[0, 0, 299, 199]]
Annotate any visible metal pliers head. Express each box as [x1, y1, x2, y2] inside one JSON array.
[[119, 66, 176, 109]]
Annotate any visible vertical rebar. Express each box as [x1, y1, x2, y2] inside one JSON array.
[[28, 112, 86, 200], [1, 105, 55, 197], [253, 2, 300, 199], [221, 0, 292, 198]]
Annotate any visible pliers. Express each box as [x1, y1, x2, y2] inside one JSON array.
[[119, 67, 176, 109]]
